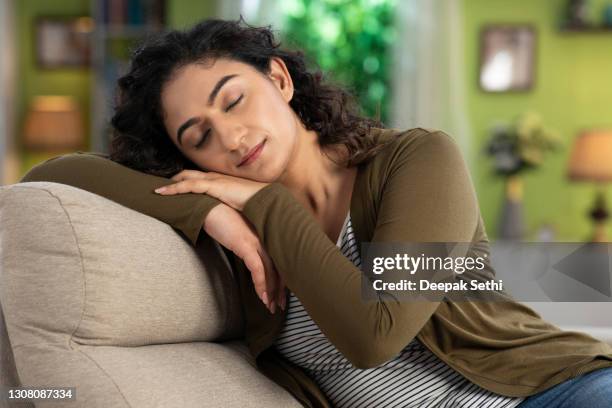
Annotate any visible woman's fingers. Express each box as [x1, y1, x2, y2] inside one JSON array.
[[257, 246, 278, 314], [160, 171, 269, 212], [170, 169, 208, 182], [157, 179, 211, 195], [241, 248, 272, 312], [276, 269, 286, 311], [200, 204, 277, 313], [265, 252, 286, 313]]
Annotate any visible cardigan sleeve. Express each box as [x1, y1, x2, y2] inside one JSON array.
[[20, 152, 223, 247], [241, 130, 481, 369]]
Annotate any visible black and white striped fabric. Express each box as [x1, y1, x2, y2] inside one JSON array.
[[273, 213, 525, 408]]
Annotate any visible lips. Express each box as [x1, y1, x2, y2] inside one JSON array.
[[238, 140, 265, 167]]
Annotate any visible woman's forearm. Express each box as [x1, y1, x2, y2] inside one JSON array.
[[20, 152, 223, 246]]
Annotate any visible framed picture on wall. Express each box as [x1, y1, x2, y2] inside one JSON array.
[[34, 16, 93, 69], [479, 25, 537, 92]]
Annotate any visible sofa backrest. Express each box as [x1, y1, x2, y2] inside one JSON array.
[[0, 182, 244, 353]]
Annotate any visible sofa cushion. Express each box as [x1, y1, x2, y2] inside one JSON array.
[[0, 302, 34, 408], [11, 340, 302, 408], [0, 182, 244, 350]]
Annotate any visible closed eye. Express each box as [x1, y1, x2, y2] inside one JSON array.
[[194, 94, 244, 149], [225, 94, 243, 111]]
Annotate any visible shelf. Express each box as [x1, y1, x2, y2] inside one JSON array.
[[89, 0, 167, 154]]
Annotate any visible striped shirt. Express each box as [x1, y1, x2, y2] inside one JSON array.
[[273, 212, 525, 408]]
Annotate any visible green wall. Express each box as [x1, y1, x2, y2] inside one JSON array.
[[464, 0, 612, 241], [167, 0, 216, 28], [16, 0, 92, 175]]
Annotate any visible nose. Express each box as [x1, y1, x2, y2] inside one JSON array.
[[216, 120, 247, 152]]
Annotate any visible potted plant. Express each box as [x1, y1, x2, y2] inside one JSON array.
[[485, 112, 563, 240]]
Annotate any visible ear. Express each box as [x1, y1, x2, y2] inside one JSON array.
[[268, 57, 294, 103]]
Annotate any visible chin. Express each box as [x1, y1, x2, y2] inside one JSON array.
[[249, 155, 286, 183]]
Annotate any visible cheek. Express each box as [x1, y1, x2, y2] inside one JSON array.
[[264, 103, 299, 162], [269, 134, 296, 175], [256, 84, 297, 132], [186, 151, 220, 173]]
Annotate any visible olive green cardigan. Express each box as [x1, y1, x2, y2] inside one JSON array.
[[21, 127, 612, 408]]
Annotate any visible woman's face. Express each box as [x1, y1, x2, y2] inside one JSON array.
[[161, 57, 299, 182]]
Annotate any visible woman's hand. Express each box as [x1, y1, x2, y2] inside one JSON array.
[[204, 203, 286, 314], [155, 169, 286, 312], [154, 169, 269, 211]]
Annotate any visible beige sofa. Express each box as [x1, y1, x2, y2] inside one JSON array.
[[0, 181, 303, 408]]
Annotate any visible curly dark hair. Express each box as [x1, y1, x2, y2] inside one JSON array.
[[109, 15, 394, 177]]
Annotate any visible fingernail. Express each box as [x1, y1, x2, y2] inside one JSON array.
[[270, 301, 276, 314], [154, 187, 166, 193], [262, 291, 269, 307]]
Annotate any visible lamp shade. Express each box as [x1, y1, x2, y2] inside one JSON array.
[[23, 96, 84, 151], [567, 130, 612, 182]]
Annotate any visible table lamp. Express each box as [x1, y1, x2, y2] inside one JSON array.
[[566, 130, 612, 242], [23, 96, 84, 151]]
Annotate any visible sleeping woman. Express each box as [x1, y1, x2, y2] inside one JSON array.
[[22, 17, 612, 408]]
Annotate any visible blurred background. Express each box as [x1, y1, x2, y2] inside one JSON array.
[[1, 0, 612, 244]]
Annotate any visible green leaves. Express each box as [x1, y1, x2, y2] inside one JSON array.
[[485, 112, 563, 176], [279, 0, 398, 122]]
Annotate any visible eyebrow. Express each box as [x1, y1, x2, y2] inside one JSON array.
[[176, 73, 239, 145]]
